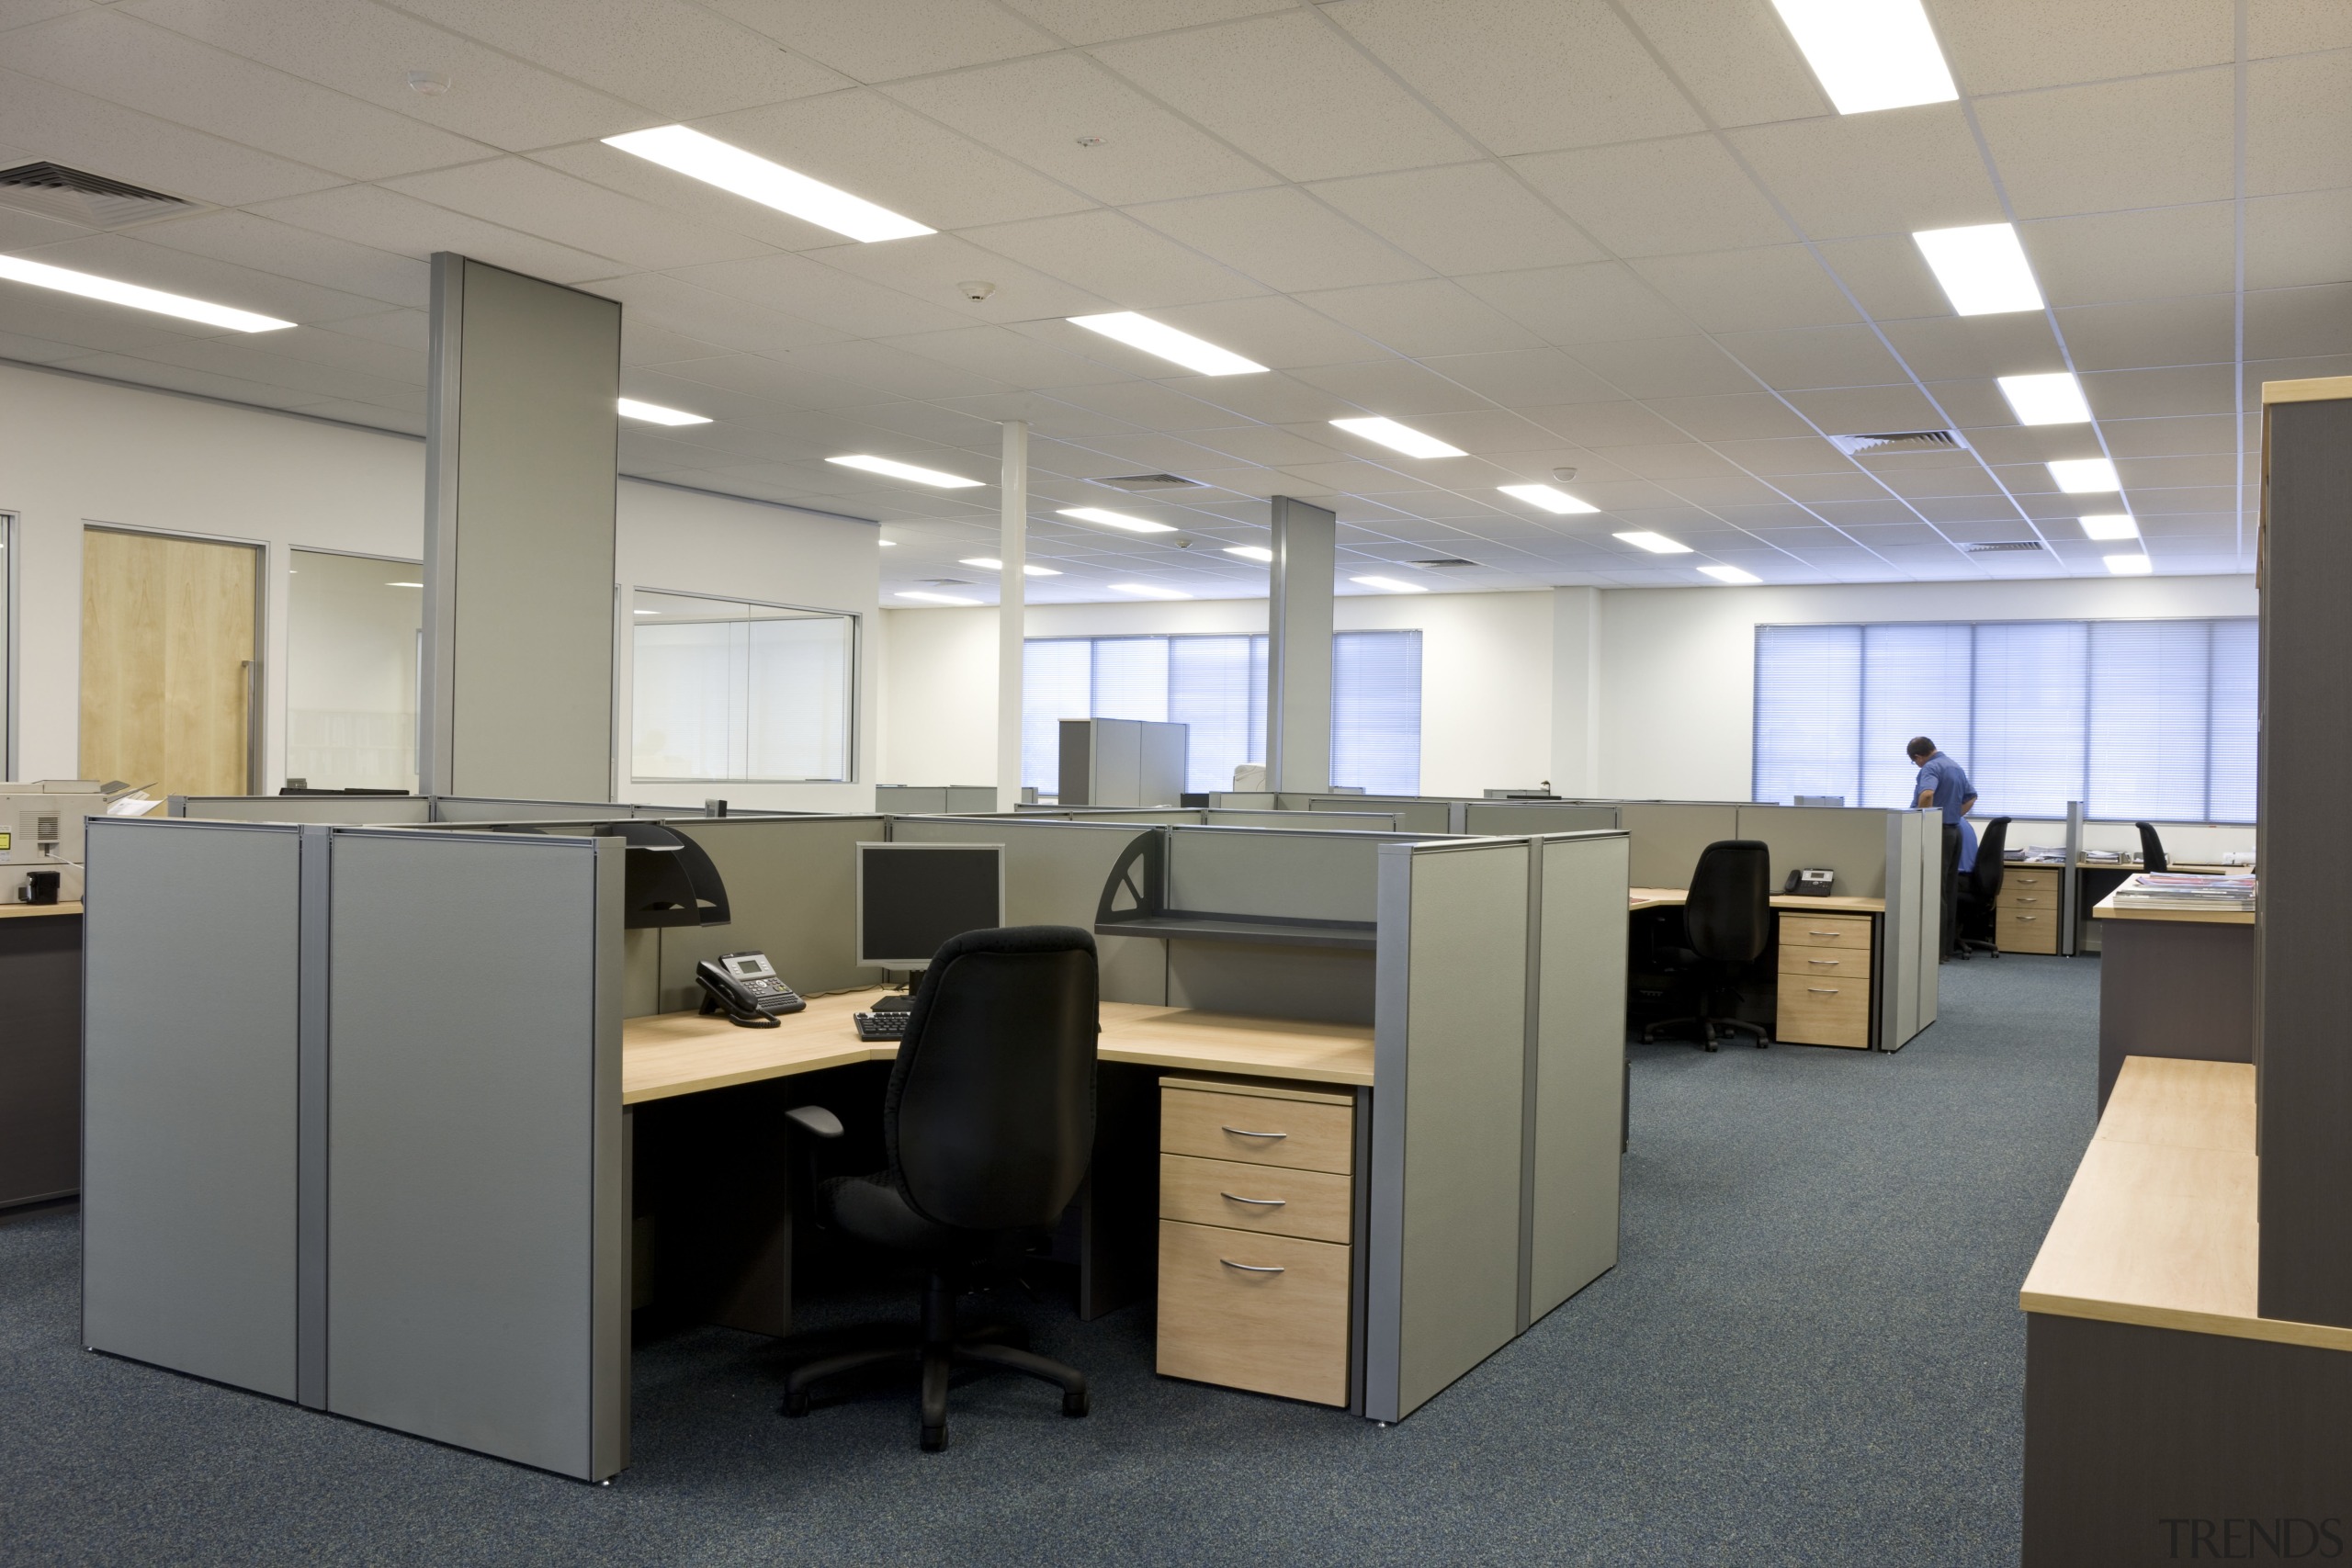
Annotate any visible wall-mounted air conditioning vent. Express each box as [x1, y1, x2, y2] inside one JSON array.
[[1093, 473, 1200, 491], [0, 163, 198, 228], [1962, 540, 2043, 553], [1828, 430, 1965, 457]]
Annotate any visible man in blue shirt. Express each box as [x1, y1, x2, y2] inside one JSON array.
[[1907, 736, 1978, 873]]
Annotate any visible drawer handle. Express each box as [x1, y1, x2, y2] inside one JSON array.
[[1806, 987, 1841, 995], [2015, 915, 2039, 922], [1805, 958, 1840, 966], [1805, 930, 1844, 938], [1220, 1192, 1287, 1207], [1220, 1259, 1285, 1274], [1221, 1125, 1288, 1141]]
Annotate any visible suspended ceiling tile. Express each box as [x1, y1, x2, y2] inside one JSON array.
[[1524, 400, 1690, 447], [2117, 454, 2240, 490], [1975, 69, 2236, 219], [2058, 295, 2237, 374], [697, 0, 1057, 81], [808, 231, 1114, 324], [1182, 424, 1352, 468], [1781, 384, 1944, 435], [1407, 409, 1574, 454], [662, 252, 970, 339], [960, 209, 1267, 310], [1729, 103, 2002, 242], [2246, 0, 2352, 57], [2245, 282, 2352, 359], [1322, 0, 1701, 157], [1288, 356, 1494, 418], [2100, 413, 2241, 458], [1173, 371, 1358, 426], [46, 348, 327, 410], [1631, 245, 1862, 334], [1145, 293, 1391, 370], [588, 273, 853, 356], [1090, 11, 1478, 183], [1126, 186, 1431, 294], [620, 320, 734, 367], [786, 336, 1016, 402], [0, 64, 344, 208], [1455, 262, 1691, 346], [248, 184, 626, 285], [127, 210, 429, 311], [998, 0, 1290, 47], [1715, 324, 1908, 392], [2023, 203, 2238, 307], [16, 231, 411, 325], [1707, 435, 1852, 476], [883, 52, 1274, 207], [1612, 0, 1826, 129], [1307, 163, 1606, 276], [1811, 233, 1955, 322], [1875, 313, 2063, 382], [382, 159, 776, 273], [652, 352, 890, 412], [878, 325, 1130, 390], [1905, 495, 2021, 525], [1512, 134, 1794, 258], [1017, 378, 1239, 434], [1663, 473, 1791, 507], [1423, 348, 1621, 408], [1773, 470, 1897, 503], [1567, 335, 1758, 400], [1807, 498, 1926, 529], [1294, 278, 1546, 358], [2245, 51, 2352, 197], [1937, 0, 2233, 93], [2078, 363, 2240, 420], [121, 0, 646, 152], [2244, 190, 2352, 291]]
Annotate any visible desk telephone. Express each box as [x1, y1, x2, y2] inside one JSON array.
[[695, 951, 805, 1028], [1783, 868, 1836, 897]]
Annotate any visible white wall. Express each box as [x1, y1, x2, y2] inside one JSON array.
[[876, 590, 1554, 798], [1, 362, 878, 807]]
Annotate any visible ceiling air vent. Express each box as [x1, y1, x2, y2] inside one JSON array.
[[1828, 430, 1965, 457], [1962, 540, 2043, 554], [1410, 558, 1478, 568], [1093, 473, 1200, 491], [923, 577, 977, 586], [0, 163, 198, 228]]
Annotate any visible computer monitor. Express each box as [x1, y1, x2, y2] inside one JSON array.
[[855, 842, 1006, 970]]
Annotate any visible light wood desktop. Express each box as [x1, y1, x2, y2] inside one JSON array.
[[623, 988, 1374, 1104], [1628, 887, 1885, 914], [0, 900, 83, 919], [1628, 887, 1888, 1050]]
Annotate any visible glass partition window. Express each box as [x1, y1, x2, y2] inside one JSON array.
[[1022, 631, 1421, 795], [1753, 616, 2256, 822], [285, 548, 421, 790], [631, 589, 854, 782]]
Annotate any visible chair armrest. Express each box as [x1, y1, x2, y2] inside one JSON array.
[[785, 1105, 844, 1140]]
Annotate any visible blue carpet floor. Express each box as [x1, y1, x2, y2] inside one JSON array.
[[0, 955, 2098, 1566]]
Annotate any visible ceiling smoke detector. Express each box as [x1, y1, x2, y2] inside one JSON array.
[[1962, 540, 2043, 553], [1828, 430, 1965, 457], [0, 163, 197, 229], [1093, 473, 1200, 491]]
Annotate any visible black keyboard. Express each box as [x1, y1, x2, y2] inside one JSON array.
[[854, 1010, 910, 1042]]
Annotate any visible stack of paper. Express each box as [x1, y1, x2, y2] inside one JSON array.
[[2113, 873, 2257, 913]]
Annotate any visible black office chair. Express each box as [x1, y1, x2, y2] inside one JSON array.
[[780, 925, 1099, 1452], [2136, 821, 2169, 873], [1939, 823, 1962, 959], [1954, 817, 2009, 959], [1642, 840, 1771, 1051]]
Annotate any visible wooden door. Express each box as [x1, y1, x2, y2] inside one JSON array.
[[81, 527, 258, 798]]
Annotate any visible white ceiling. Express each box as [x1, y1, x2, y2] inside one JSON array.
[[0, 0, 2341, 604]]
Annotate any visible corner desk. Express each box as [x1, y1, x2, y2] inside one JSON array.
[[2019, 1056, 2352, 1563], [0, 899, 82, 1210], [622, 990, 1376, 1409], [2089, 893, 2255, 1111], [1628, 888, 1892, 1050]]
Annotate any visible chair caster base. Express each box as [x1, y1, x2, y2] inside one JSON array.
[[784, 1391, 809, 1418], [1063, 1390, 1089, 1417], [1703, 1039, 1718, 1052], [921, 1423, 947, 1453]]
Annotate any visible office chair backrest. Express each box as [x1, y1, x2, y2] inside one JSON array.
[[1685, 840, 1772, 964], [887, 925, 1100, 1233], [1969, 818, 2010, 900], [2136, 821, 2168, 873]]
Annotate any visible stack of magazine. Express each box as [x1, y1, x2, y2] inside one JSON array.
[[2113, 872, 2258, 913]]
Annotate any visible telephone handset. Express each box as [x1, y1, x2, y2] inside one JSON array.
[[695, 951, 806, 1029]]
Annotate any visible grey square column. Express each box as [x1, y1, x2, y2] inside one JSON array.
[[1266, 495, 1335, 793], [423, 254, 622, 801]]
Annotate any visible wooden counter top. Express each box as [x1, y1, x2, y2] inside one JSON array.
[[1629, 886, 1885, 914], [622, 989, 1374, 1104], [2020, 1056, 2352, 1353], [2092, 891, 2256, 926], [0, 900, 82, 920]]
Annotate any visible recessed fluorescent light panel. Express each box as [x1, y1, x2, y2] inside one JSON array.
[[1996, 372, 2092, 426], [1498, 483, 1599, 515], [602, 125, 932, 243], [1351, 575, 1428, 593], [1329, 417, 1465, 459], [1223, 545, 1274, 562], [2079, 513, 2139, 541], [1614, 531, 1691, 555], [1700, 564, 1761, 584], [898, 590, 981, 605], [961, 557, 1061, 577], [0, 254, 293, 332], [1771, 0, 1957, 115], [1057, 506, 1175, 535], [2105, 553, 2153, 576], [616, 397, 710, 425], [2048, 457, 2120, 493], [1912, 223, 2044, 316], [386, 581, 424, 588], [828, 454, 982, 489], [1110, 581, 1191, 600], [1066, 312, 1267, 376]]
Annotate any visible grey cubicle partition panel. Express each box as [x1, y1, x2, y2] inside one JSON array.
[[1617, 803, 1742, 886], [434, 796, 633, 821], [1203, 808, 1397, 831], [172, 793, 434, 824], [1734, 805, 1893, 897], [876, 785, 950, 815], [1306, 795, 1453, 833], [1888, 807, 1939, 1047], [1362, 829, 1629, 1423], [889, 816, 1170, 1005], [654, 814, 888, 1010], [1160, 826, 1408, 1023], [1007, 807, 1202, 826], [324, 828, 627, 1481], [1208, 792, 1279, 809], [83, 817, 304, 1399], [1462, 802, 1619, 836]]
